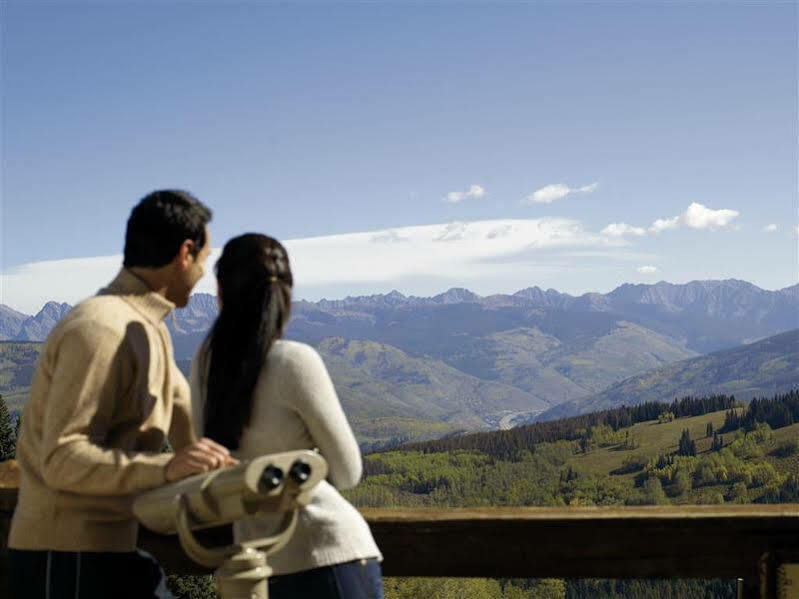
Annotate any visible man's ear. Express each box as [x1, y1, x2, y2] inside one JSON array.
[[176, 239, 196, 271]]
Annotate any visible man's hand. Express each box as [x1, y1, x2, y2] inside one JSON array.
[[165, 437, 239, 482]]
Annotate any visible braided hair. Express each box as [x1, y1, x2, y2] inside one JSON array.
[[202, 233, 293, 449]]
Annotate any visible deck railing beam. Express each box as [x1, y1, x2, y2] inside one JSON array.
[[1, 489, 797, 598]]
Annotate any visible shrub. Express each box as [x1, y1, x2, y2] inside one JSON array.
[[750, 422, 774, 445], [166, 575, 218, 599], [641, 478, 669, 505], [771, 438, 799, 457], [611, 455, 647, 475], [727, 482, 748, 503], [748, 462, 778, 488], [670, 469, 693, 496]]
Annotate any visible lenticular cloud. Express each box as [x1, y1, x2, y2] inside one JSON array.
[[2, 217, 632, 313]]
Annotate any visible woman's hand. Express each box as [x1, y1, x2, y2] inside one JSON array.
[[165, 437, 239, 482]]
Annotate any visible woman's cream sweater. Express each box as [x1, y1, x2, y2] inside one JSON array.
[[191, 339, 381, 575]]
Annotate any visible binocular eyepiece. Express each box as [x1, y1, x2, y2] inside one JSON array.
[[259, 465, 284, 491], [289, 459, 312, 484], [259, 458, 313, 492], [134, 450, 328, 535]]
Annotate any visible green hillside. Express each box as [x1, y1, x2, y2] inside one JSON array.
[[489, 320, 698, 397], [540, 329, 799, 420], [291, 306, 698, 410], [317, 338, 550, 448], [346, 409, 798, 509]]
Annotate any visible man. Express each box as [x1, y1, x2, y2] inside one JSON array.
[[8, 190, 235, 598]]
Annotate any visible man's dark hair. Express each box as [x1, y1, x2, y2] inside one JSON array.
[[123, 190, 212, 268]]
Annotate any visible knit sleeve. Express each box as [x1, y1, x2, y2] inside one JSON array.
[[281, 343, 362, 489], [168, 363, 197, 451], [38, 323, 171, 495]]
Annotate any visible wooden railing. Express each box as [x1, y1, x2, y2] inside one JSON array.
[[1, 486, 798, 598]]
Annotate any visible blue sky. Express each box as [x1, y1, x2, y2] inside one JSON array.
[[1, 2, 797, 313]]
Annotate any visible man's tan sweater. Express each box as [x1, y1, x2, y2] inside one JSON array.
[[9, 269, 196, 552]]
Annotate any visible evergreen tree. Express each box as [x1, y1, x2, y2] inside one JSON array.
[[677, 429, 697, 457], [722, 408, 741, 432], [706, 422, 714, 438], [0, 394, 16, 461]]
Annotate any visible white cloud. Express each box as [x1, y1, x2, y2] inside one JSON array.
[[1, 255, 127, 315], [601, 222, 647, 237], [469, 184, 485, 198], [371, 229, 409, 243], [524, 182, 599, 204], [599, 202, 742, 240], [434, 221, 469, 242], [1, 217, 635, 313], [529, 184, 570, 204], [442, 184, 485, 204], [763, 224, 778, 233], [636, 265, 658, 274], [649, 203, 740, 234], [681, 202, 739, 229], [486, 225, 514, 239], [649, 217, 680, 234]]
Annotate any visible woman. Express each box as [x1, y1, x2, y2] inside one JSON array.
[[190, 233, 383, 599]]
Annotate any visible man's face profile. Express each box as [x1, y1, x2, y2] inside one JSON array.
[[170, 226, 211, 308]]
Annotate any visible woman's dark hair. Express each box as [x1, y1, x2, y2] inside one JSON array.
[[203, 234, 293, 449], [123, 189, 212, 268]]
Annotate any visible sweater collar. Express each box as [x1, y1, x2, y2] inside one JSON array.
[[99, 268, 176, 324]]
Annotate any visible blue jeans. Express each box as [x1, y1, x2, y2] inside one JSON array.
[[268, 558, 384, 599], [7, 548, 172, 599]]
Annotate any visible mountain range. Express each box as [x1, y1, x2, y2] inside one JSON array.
[[4, 279, 796, 345], [1, 279, 797, 445], [0, 302, 72, 342]]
